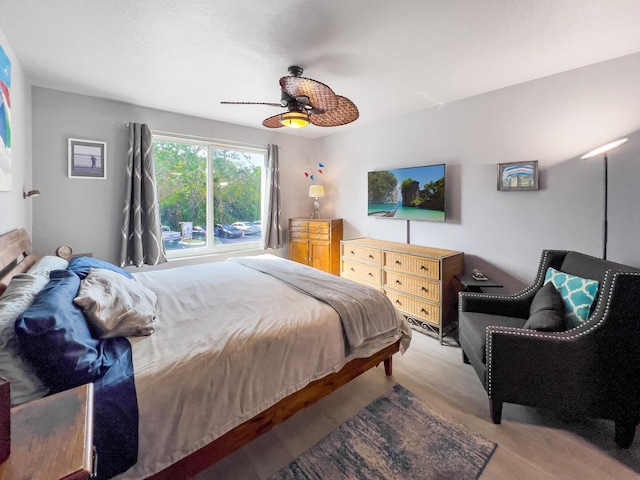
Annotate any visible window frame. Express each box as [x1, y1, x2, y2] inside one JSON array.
[[152, 133, 266, 260]]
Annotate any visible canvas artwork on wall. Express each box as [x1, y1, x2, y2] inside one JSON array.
[[68, 138, 107, 179], [0, 45, 11, 192], [497, 160, 539, 191]]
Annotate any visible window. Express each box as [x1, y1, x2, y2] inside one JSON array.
[[153, 135, 265, 258]]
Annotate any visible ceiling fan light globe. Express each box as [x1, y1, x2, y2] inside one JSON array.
[[280, 111, 310, 128]]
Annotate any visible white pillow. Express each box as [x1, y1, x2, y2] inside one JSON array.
[[73, 268, 157, 338], [0, 274, 51, 406], [27, 255, 69, 276]]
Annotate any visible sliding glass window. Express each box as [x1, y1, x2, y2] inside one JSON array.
[[153, 134, 265, 258]]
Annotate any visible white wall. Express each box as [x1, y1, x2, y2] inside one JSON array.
[[0, 27, 32, 236], [319, 53, 640, 292], [31, 88, 318, 264]]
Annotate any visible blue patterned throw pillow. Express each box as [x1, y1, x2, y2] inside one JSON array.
[[544, 267, 599, 326]]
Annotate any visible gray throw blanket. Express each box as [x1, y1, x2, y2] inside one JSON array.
[[230, 256, 400, 353]]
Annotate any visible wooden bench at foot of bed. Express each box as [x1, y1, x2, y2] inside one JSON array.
[[148, 340, 400, 480]]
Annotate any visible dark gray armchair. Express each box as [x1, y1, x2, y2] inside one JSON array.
[[458, 250, 640, 448]]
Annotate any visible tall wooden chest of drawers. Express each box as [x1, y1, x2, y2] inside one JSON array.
[[289, 218, 343, 275], [340, 237, 463, 343]]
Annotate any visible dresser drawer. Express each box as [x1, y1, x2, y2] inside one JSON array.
[[384, 271, 440, 302], [290, 221, 309, 238], [342, 245, 382, 265], [309, 232, 330, 241], [384, 252, 439, 279], [308, 221, 329, 234], [342, 260, 382, 284], [384, 290, 440, 326], [341, 273, 382, 291]]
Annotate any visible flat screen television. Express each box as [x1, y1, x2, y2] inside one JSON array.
[[368, 163, 446, 222]]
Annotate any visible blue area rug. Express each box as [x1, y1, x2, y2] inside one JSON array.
[[270, 384, 497, 480]]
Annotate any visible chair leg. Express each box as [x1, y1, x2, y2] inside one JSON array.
[[615, 417, 638, 448], [462, 350, 470, 364], [489, 398, 502, 424]]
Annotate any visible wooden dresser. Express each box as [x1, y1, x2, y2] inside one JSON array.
[[340, 237, 464, 343], [289, 218, 343, 275]]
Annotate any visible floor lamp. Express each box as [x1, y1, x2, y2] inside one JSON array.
[[581, 137, 628, 260]]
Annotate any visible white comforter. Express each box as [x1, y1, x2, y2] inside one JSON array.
[[115, 256, 411, 479]]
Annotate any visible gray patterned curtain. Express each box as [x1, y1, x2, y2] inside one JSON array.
[[119, 123, 167, 267], [260, 144, 283, 249]]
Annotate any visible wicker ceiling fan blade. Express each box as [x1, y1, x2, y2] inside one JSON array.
[[280, 76, 338, 113], [222, 66, 357, 129], [262, 114, 285, 128], [221, 101, 283, 107], [310, 96, 359, 127]]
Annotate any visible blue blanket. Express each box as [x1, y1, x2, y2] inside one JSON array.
[[15, 269, 138, 479]]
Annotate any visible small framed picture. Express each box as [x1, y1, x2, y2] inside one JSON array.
[[68, 138, 107, 179], [497, 160, 538, 191]]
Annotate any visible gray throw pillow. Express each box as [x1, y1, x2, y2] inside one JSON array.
[[524, 282, 566, 332], [74, 268, 157, 338]]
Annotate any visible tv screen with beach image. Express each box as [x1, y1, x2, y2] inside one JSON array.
[[368, 164, 446, 222]]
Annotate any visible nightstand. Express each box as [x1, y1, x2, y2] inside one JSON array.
[[454, 274, 503, 293], [0, 384, 95, 480]]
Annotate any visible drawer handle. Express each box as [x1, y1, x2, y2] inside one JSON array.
[[350, 250, 355, 254], [350, 267, 355, 271], [420, 265, 426, 270], [395, 260, 401, 265], [395, 280, 401, 285], [368, 254, 374, 259], [395, 300, 402, 305], [368, 272, 373, 277], [421, 286, 427, 292], [420, 308, 428, 315]]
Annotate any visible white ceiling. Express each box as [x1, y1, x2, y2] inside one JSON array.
[[2, 0, 640, 138]]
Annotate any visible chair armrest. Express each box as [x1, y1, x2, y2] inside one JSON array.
[[486, 328, 597, 407]]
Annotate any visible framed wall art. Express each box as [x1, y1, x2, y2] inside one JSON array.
[[497, 160, 538, 191], [0, 44, 12, 192], [68, 138, 107, 179]]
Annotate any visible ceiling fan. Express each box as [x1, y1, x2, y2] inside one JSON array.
[[221, 66, 359, 129]]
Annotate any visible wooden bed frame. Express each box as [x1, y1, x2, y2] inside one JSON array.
[[0, 228, 401, 480]]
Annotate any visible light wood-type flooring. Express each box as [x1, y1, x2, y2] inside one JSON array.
[[195, 329, 640, 479]]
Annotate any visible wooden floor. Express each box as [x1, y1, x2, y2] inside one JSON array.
[[194, 330, 640, 479]]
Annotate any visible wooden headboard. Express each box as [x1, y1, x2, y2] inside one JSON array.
[[0, 228, 39, 295]]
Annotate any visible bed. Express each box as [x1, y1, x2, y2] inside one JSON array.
[[0, 228, 411, 479]]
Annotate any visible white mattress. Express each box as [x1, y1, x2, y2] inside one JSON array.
[[115, 257, 411, 479]]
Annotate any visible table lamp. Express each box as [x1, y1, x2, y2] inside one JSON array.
[[309, 185, 325, 218]]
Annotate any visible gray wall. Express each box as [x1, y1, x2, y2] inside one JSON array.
[[319, 53, 640, 292], [0, 27, 32, 236], [20, 47, 640, 291], [31, 88, 319, 264]]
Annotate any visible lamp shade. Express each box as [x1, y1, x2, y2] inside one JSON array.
[[309, 185, 325, 198], [280, 111, 310, 129], [581, 138, 628, 159]]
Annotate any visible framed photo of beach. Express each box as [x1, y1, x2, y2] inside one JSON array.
[[68, 138, 107, 179], [497, 160, 538, 191]]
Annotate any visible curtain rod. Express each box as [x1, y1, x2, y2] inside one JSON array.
[[123, 123, 267, 151]]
